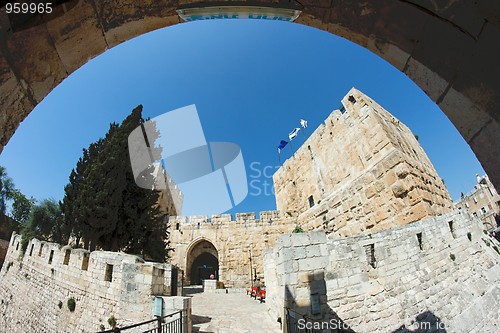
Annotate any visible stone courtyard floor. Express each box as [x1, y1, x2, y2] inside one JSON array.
[[185, 286, 282, 333]]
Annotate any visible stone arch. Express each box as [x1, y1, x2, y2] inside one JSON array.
[[185, 238, 219, 285], [1, 1, 499, 190]]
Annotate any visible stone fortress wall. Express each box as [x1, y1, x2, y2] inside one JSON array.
[[0, 233, 181, 333], [169, 210, 297, 288], [273, 88, 453, 237], [169, 88, 454, 290], [263, 210, 500, 333]]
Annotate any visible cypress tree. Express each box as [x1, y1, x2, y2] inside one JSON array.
[[62, 106, 168, 261]]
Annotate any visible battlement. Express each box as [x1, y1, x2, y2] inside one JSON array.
[[274, 87, 423, 178], [169, 210, 285, 226], [263, 210, 500, 332], [0, 234, 187, 332], [5, 233, 176, 299]]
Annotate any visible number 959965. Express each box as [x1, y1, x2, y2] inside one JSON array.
[[5, 2, 53, 14]]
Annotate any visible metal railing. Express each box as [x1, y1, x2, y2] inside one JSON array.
[[99, 310, 184, 333]]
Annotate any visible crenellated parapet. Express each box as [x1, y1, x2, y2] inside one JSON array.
[[0, 233, 182, 331], [263, 210, 500, 332], [169, 210, 285, 227]]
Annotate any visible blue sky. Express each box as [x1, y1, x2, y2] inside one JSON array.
[[0, 19, 484, 216]]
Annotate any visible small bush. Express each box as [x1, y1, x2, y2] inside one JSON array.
[[67, 297, 76, 312], [450, 253, 456, 261], [58, 301, 63, 309], [108, 315, 117, 328], [99, 324, 105, 331], [467, 232, 472, 241], [292, 226, 304, 233]]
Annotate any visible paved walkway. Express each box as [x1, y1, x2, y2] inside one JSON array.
[[185, 287, 282, 333]]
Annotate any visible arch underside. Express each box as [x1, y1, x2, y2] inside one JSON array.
[[185, 239, 218, 285], [0, 0, 499, 189]]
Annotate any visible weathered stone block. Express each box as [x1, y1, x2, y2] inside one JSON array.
[[391, 180, 408, 198]]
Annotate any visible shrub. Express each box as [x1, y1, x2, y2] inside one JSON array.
[[58, 301, 63, 309], [99, 324, 105, 331], [449, 253, 456, 261], [108, 315, 117, 328], [67, 297, 76, 312], [292, 226, 304, 233], [467, 232, 472, 241]]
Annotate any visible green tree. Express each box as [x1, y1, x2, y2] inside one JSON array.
[[62, 105, 168, 261], [0, 166, 27, 239], [11, 190, 36, 224], [22, 199, 67, 247], [62, 138, 105, 247], [0, 165, 15, 219]]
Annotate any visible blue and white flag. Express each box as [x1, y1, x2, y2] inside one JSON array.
[[288, 128, 301, 141], [300, 119, 308, 129], [277, 140, 288, 153]]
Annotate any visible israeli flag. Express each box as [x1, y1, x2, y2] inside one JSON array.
[[300, 119, 308, 129], [277, 140, 288, 153], [288, 128, 301, 141]]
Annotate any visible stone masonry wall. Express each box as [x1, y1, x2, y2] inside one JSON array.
[[169, 210, 297, 288], [264, 210, 500, 333], [0, 233, 176, 333], [273, 88, 452, 237]]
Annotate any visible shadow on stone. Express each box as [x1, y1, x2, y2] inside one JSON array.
[[183, 285, 204, 295], [191, 314, 212, 333], [391, 311, 447, 333], [282, 272, 447, 333], [283, 276, 355, 333]]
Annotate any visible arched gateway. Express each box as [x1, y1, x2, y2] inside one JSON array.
[[185, 238, 219, 285]]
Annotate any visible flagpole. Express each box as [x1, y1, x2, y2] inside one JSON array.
[[278, 150, 281, 163], [290, 140, 294, 155]]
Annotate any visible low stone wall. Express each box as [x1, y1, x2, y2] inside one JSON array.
[[0, 233, 178, 333], [264, 210, 500, 332], [202, 279, 218, 292]]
